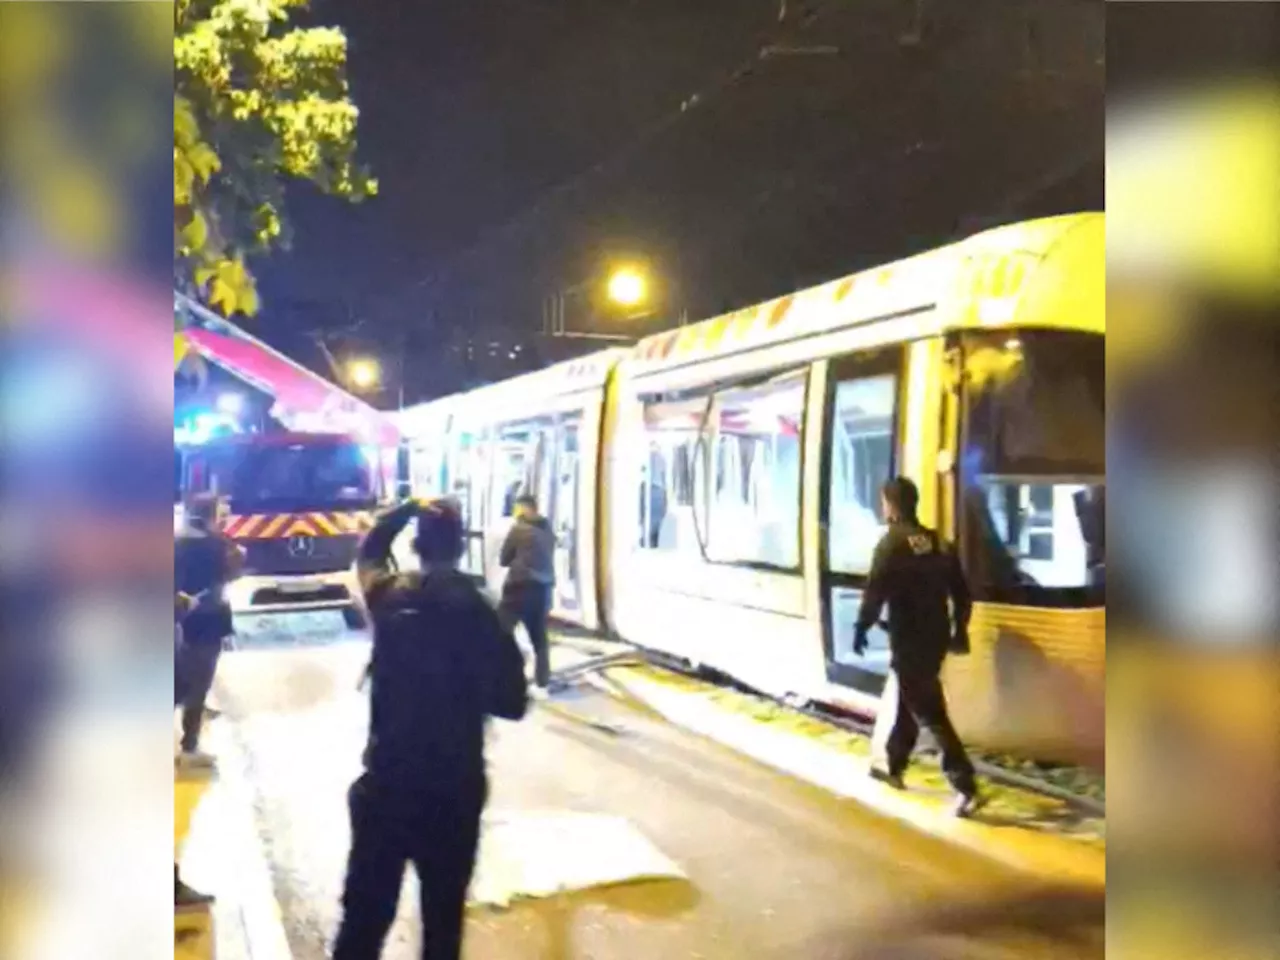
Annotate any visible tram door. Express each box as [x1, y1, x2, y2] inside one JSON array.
[[551, 414, 582, 614], [818, 348, 903, 696]]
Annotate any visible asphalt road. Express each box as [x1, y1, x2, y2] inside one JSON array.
[[212, 619, 1098, 960]]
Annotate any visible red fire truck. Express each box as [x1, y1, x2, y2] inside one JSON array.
[[178, 431, 384, 623]]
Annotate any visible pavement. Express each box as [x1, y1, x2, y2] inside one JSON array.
[[180, 616, 1103, 960], [564, 639, 1106, 888]]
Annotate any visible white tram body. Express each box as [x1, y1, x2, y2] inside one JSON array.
[[394, 352, 625, 629], [398, 213, 1105, 750]]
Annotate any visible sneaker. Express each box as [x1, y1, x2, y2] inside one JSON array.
[[175, 878, 215, 911], [951, 790, 987, 819], [530, 686, 549, 702], [869, 766, 906, 791], [176, 749, 217, 770]]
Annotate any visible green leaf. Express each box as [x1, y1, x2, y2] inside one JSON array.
[[181, 210, 209, 254], [187, 142, 221, 183], [173, 0, 376, 309]]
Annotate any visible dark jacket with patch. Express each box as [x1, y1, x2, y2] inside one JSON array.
[[855, 520, 971, 674], [357, 502, 528, 798], [174, 525, 236, 644]]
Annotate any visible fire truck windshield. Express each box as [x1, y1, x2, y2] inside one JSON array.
[[198, 438, 377, 512]]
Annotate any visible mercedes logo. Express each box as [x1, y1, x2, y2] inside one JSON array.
[[287, 535, 315, 557]]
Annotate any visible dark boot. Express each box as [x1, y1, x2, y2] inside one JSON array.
[[869, 766, 906, 790]]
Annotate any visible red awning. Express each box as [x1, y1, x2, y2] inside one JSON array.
[[183, 327, 399, 447]]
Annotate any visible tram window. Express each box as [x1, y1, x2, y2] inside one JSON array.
[[412, 443, 438, 499], [702, 371, 806, 569], [826, 373, 897, 576], [493, 450, 526, 518], [967, 478, 1103, 591], [447, 429, 487, 574], [960, 329, 1105, 605], [533, 421, 556, 519], [550, 416, 580, 528], [449, 430, 493, 575], [639, 397, 705, 554], [488, 423, 527, 518]]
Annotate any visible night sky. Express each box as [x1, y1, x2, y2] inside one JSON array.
[[252, 0, 1104, 404]]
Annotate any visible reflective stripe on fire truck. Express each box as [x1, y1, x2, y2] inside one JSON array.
[[221, 511, 375, 539], [259, 514, 291, 539]]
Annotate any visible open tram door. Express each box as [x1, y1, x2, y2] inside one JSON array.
[[816, 345, 905, 699], [490, 414, 585, 618]]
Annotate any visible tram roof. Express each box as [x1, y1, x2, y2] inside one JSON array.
[[395, 347, 626, 432], [628, 212, 1103, 373], [396, 213, 1103, 435]]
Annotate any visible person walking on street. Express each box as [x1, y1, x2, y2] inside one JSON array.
[[854, 477, 983, 817], [332, 498, 528, 960], [174, 493, 241, 768], [498, 493, 556, 698], [174, 493, 241, 909]]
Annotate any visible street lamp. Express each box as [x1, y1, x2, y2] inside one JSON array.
[[606, 267, 648, 308], [544, 263, 662, 342], [347, 357, 381, 392]]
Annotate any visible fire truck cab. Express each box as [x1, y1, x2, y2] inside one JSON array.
[[177, 431, 382, 620]]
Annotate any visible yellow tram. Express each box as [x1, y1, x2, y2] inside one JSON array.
[[398, 213, 1105, 750]]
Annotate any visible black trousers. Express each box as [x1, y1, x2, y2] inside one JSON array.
[[499, 582, 552, 688], [174, 634, 221, 753], [883, 666, 977, 796], [332, 775, 484, 960]]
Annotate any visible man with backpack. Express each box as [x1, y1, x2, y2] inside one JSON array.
[[332, 498, 528, 960]]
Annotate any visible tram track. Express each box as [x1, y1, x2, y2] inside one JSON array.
[[552, 633, 1106, 818]]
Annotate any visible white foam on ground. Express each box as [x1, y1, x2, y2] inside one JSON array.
[[470, 811, 686, 909], [182, 723, 295, 960]]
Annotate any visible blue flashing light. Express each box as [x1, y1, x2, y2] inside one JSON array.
[[216, 393, 245, 416], [175, 411, 239, 446]]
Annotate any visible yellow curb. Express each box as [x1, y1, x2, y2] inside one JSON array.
[[175, 765, 215, 854], [175, 905, 215, 960]]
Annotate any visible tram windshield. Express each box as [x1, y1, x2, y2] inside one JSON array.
[[960, 330, 1105, 606]]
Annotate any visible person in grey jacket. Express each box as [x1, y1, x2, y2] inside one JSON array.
[[498, 494, 556, 696]]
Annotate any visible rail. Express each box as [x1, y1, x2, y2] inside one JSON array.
[[549, 632, 1106, 816]]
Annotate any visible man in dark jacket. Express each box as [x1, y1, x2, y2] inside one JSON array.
[[333, 498, 527, 960], [174, 493, 241, 767], [174, 493, 242, 909], [497, 493, 556, 697], [854, 477, 982, 816]]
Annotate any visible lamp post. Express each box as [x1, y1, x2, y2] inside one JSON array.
[[545, 265, 659, 342]]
